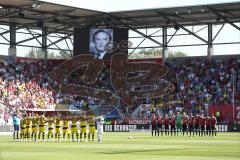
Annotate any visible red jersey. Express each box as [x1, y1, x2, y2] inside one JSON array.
[[188, 117, 194, 126], [170, 117, 176, 126], [206, 118, 212, 126], [157, 118, 163, 125], [183, 117, 188, 125], [200, 117, 206, 126], [211, 117, 217, 126], [194, 116, 200, 125], [151, 118, 157, 127], [164, 117, 169, 125]]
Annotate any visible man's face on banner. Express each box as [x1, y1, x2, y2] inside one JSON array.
[[94, 31, 110, 53]]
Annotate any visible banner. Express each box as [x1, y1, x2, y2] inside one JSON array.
[[209, 104, 239, 123], [104, 125, 137, 132], [128, 119, 149, 125], [103, 124, 229, 132]]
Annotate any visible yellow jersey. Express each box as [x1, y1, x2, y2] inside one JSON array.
[[39, 116, 46, 126], [71, 116, 78, 127], [88, 116, 95, 126], [80, 117, 87, 127], [55, 117, 61, 127], [20, 118, 26, 129], [63, 119, 69, 128], [31, 116, 38, 127], [25, 117, 32, 126], [48, 117, 54, 128]]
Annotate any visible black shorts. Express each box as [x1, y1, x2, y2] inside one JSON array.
[[189, 125, 193, 131], [157, 125, 162, 129], [165, 125, 169, 130], [170, 125, 175, 130], [152, 125, 157, 130], [201, 125, 205, 131], [195, 124, 199, 130], [14, 124, 19, 131], [211, 126, 216, 130], [182, 124, 187, 131], [206, 125, 211, 131]]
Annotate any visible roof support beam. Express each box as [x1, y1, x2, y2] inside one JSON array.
[[47, 34, 72, 48], [167, 29, 178, 44], [0, 33, 9, 42], [207, 24, 213, 59], [162, 26, 168, 63], [46, 37, 71, 57], [156, 11, 208, 44], [64, 38, 73, 56], [109, 14, 163, 47], [16, 34, 42, 45], [179, 26, 208, 43], [128, 28, 162, 57], [8, 24, 16, 57], [128, 37, 146, 57], [26, 28, 42, 46], [209, 7, 240, 31], [212, 24, 225, 42], [42, 28, 48, 60], [0, 26, 23, 36]]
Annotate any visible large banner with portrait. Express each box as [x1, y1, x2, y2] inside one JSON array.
[[74, 28, 129, 60], [89, 29, 113, 59]]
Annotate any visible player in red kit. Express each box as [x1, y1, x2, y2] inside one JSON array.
[[206, 116, 212, 137], [151, 114, 157, 137], [200, 114, 206, 137], [194, 114, 200, 136], [170, 114, 176, 136], [164, 114, 169, 136], [182, 112, 188, 136], [157, 115, 163, 137], [188, 113, 194, 137], [211, 114, 217, 137]]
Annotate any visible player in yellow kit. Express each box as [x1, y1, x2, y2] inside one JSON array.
[[80, 115, 87, 142], [38, 114, 46, 142], [20, 117, 26, 141], [31, 114, 39, 142], [54, 114, 62, 142], [88, 115, 96, 142], [47, 115, 54, 142], [62, 114, 70, 142], [71, 115, 79, 142], [25, 113, 32, 141]]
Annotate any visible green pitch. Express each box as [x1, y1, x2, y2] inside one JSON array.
[[0, 132, 239, 160]]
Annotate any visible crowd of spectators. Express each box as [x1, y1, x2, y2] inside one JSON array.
[[130, 57, 240, 119], [0, 56, 239, 124]]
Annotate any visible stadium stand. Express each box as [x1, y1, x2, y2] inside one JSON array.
[[0, 55, 239, 125]]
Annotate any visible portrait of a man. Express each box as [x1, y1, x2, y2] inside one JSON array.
[[89, 29, 114, 59]]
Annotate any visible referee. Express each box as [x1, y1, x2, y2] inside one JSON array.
[[12, 114, 20, 140]]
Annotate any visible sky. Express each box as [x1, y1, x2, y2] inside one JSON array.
[[0, 0, 239, 57], [41, 0, 240, 12]]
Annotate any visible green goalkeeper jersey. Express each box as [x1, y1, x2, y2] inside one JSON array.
[[176, 115, 182, 124]]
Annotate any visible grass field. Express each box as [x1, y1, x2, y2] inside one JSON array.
[[0, 132, 239, 160]]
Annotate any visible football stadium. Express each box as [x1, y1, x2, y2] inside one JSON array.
[[0, 0, 240, 160]]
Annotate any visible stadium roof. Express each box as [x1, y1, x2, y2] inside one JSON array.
[[0, 0, 239, 33]]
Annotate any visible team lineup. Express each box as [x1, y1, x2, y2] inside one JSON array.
[[12, 111, 218, 144], [151, 112, 217, 137], [12, 113, 105, 143]]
